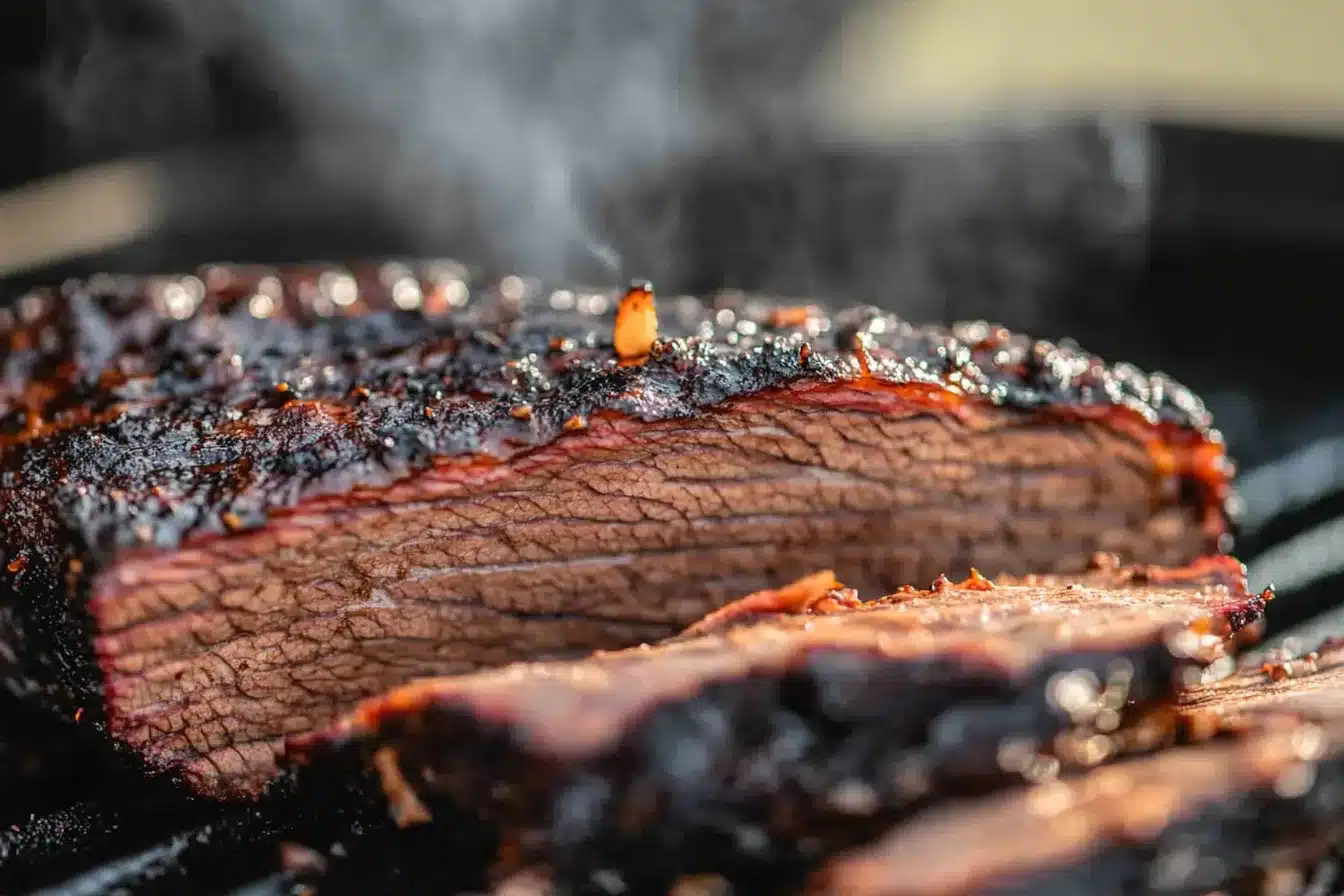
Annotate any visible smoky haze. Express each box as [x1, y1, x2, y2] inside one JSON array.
[[32, 0, 1149, 331], [44, 0, 810, 281], [229, 0, 721, 279]]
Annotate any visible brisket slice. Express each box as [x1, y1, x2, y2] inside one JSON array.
[[286, 559, 1263, 893], [813, 642, 1344, 896], [0, 262, 1232, 799], [680, 554, 1266, 639]]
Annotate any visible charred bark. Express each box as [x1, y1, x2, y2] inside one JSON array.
[[0, 264, 1234, 798]]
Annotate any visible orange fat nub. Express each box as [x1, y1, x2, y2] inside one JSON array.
[[614, 283, 658, 363]]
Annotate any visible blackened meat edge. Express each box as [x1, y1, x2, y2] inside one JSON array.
[[0, 262, 1233, 799], [287, 559, 1264, 892], [815, 641, 1344, 896]]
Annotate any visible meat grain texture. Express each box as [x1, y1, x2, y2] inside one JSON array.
[[0, 262, 1233, 797]]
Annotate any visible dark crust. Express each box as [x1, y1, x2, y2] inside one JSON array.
[[0, 691, 132, 828], [285, 560, 1264, 890], [0, 263, 1226, 563], [0, 263, 1233, 720], [0, 564, 1265, 894]]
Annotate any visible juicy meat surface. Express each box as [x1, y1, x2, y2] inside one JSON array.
[[288, 559, 1264, 890], [0, 263, 1233, 798], [815, 641, 1344, 896]]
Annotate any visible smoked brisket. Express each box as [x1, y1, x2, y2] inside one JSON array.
[[0, 262, 1233, 799], [287, 559, 1265, 892], [814, 641, 1344, 896]]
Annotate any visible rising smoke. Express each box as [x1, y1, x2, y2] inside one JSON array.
[[36, 0, 858, 284], [34, 0, 1150, 329], [42, 0, 749, 280], [228, 0, 714, 279]]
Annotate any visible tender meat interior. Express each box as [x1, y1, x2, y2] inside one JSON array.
[[92, 391, 1211, 796]]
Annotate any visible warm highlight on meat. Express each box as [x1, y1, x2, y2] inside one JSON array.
[[682, 553, 1265, 639], [0, 262, 1233, 799], [816, 641, 1344, 896], [287, 559, 1263, 891]]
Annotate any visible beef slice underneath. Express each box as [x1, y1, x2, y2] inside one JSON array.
[[813, 724, 1343, 896], [815, 641, 1344, 896], [0, 265, 1231, 800], [287, 559, 1265, 890]]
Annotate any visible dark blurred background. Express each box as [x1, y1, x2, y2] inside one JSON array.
[[0, 0, 1341, 639]]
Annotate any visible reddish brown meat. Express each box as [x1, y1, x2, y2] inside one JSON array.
[[0, 263, 1233, 799], [287, 559, 1264, 890], [814, 641, 1344, 896]]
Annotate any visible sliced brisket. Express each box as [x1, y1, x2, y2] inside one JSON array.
[[0, 262, 1232, 798], [814, 641, 1344, 896], [287, 559, 1264, 892]]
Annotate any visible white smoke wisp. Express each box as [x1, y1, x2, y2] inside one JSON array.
[[30, 0, 1149, 325], [229, 0, 710, 279]]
